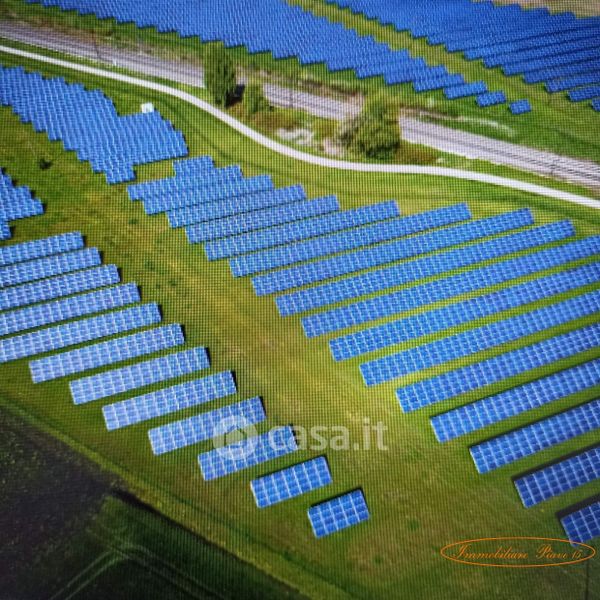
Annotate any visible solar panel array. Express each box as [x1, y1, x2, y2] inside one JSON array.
[[173, 185, 306, 229], [5, 140, 599, 545], [304, 235, 600, 338], [0, 283, 140, 337], [189, 195, 338, 244], [470, 399, 600, 474], [172, 156, 214, 177], [0, 265, 120, 311], [103, 371, 236, 431], [0, 231, 83, 267], [0, 303, 162, 363], [70, 346, 210, 404], [145, 176, 274, 215], [0, 166, 373, 542], [361, 289, 600, 386], [125, 153, 600, 542], [0, 169, 44, 238], [561, 501, 600, 543], [128, 165, 243, 200], [0, 247, 101, 288], [205, 200, 400, 260], [230, 204, 470, 277], [397, 324, 600, 413], [515, 446, 600, 507], [198, 426, 298, 481], [29, 324, 185, 383], [331, 263, 600, 361], [27, 0, 508, 112], [326, 0, 600, 113], [0, 66, 187, 183], [149, 396, 266, 455], [253, 210, 534, 295], [251, 457, 333, 508], [308, 490, 370, 538], [432, 359, 600, 443], [0, 221, 9, 241], [278, 221, 576, 316]]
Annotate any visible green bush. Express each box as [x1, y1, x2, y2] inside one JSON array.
[[337, 94, 401, 160], [243, 84, 269, 115], [204, 46, 236, 107], [350, 119, 401, 160]]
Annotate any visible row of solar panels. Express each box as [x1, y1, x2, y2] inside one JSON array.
[[326, 0, 599, 113], [0, 66, 188, 183], [0, 165, 370, 538], [25, 0, 533, 113], [0, 170, 44, 241], [129, 155, 599, 543]]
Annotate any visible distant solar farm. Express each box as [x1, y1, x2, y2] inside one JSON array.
[[0, 0, 599, 598]]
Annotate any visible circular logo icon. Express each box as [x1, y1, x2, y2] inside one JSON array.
[[212, 415, 258, 462]]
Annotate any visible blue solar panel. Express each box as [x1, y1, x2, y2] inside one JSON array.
[[308, 490, 369, 538], [0, 196, 43, 222], [0, 66, 188, 183], [476, 90, 507, 107], [128, 165, 242, 200], [515, 446, 600, 507], [149, 396, 266, 455], [230, 204, 470, 276], [144, 175, 273, 215], [198, 425, 298, 481], [0, 302, 161, 364], [29, 323, 184, 383], [70, 346, 209, 405], [0, 232, 83, 267], [103, 370, 236, 431], [330, 263, 600, 360], [510, 99, 532, 114], [303, 234, 599, 337], [561, 501, 600, 543], [251, 457, 332, 508], [0, 220, 9, 240], [397, 323, 600, 412], [0, 283, 140, 337], [0, 247, 101, 288], [432, 359, 600, 442], [171, 185, 307, 228], [253, 210, 534, 295], [470, 398, 600, 474], [360, 288, 600, 386], [187, 195, 337, 243], [0, 265, 120, 311], [276, 221, 576, 316], [172, 156, 214, 177], [205, 200, 400, 260]]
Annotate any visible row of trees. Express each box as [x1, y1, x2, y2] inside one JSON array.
[[204, 46, 401, 160]]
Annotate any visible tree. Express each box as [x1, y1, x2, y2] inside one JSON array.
[[243, 84, 269, 115], [338, 94, 401, 160], [349, 118, 401, 160], [204, 46, 236, 107]]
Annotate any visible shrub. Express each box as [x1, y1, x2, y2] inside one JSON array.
[[243, 84, 269, 115], [204, 46, 236, 107], [350, 118, 401, 160], [337, 94, 401, 160]]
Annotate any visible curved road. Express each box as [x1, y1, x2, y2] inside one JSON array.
[[1, 43, 599, 210]]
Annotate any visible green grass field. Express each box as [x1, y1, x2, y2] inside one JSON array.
[[3, 0, 600, 166], [0, 48, 599, 600]]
